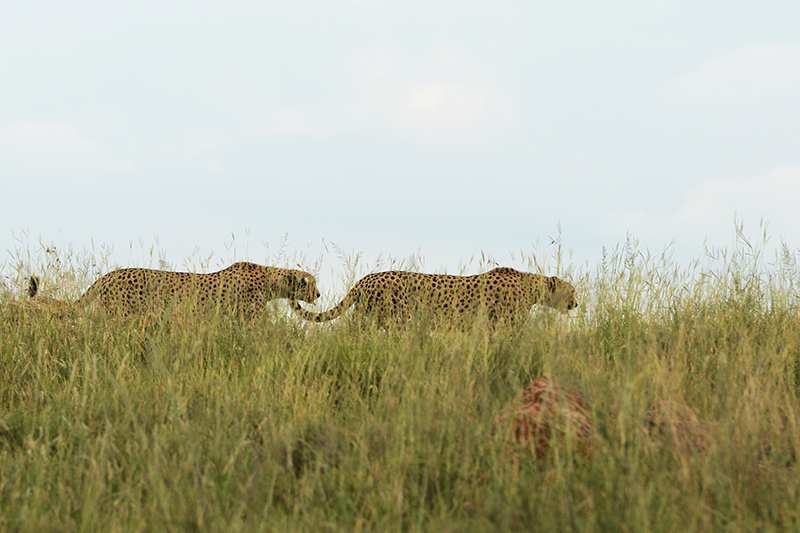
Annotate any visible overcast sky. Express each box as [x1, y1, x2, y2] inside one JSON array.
[[2, 1, 799, 295]]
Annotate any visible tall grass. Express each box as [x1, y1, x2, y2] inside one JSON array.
[[1, 233, 799, 531]]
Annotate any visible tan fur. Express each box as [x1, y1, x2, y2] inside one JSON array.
[[293, 267, 577, 327], [30, 262, 319, 317]]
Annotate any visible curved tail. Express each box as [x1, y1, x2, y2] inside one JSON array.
[[26, 275, 73, 315], [28, 275, 39, 298], [291, 290, 357, 322], [32, 273, 96, 307]]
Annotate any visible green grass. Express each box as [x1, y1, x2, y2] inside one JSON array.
[[2, 237, 800, 531]]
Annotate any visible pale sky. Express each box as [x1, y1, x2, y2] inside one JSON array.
[[2, 1, 800, 296]]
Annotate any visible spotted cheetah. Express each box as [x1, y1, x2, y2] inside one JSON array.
[[29, 262, 320, 317], [292, 267, 577, 328]]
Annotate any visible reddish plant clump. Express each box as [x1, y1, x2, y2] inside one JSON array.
[[646, 401, 711, 456], [492, 374, 594, 459]]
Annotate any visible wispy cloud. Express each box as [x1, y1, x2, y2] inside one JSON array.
[[0, 121, 133, 172], [0, 121, 101, 160], [252, 107, 341, 138], [399, 81, 486, 131], [159, 131, 227, 164], [347, 0, 387, 7], [663, 45, 800, 103], [251, 42, 520, 143], [605, 166, 800, 248]]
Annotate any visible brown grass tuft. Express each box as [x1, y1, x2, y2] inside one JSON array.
[[492, 374, 594, 461]]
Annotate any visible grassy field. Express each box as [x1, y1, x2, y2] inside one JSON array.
[[2, 237, 800, 532]]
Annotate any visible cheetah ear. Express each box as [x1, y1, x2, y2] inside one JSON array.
[[290, 274, 309, 288], [547, 276, 558, 292]]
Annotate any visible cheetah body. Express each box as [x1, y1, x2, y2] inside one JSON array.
[[32, 262, 319, 317], [293, 267, 576, 327]]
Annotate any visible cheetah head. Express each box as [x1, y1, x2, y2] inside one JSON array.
[[288, 271, 321, 304], [544, 276, 578, 311]]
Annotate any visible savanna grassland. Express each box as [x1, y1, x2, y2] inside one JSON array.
[[2, 237, 800, 532]]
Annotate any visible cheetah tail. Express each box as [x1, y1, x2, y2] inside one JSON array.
[[29, 275, 39, 298], [291, 292, 355, 323]]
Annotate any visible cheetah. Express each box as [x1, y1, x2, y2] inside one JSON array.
[[29, 262, 320, 317], [292, 267, 577, 328]]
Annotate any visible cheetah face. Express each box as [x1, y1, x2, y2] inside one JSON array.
[[545, 276, 578, 311], [293, 274, 321, 303]]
